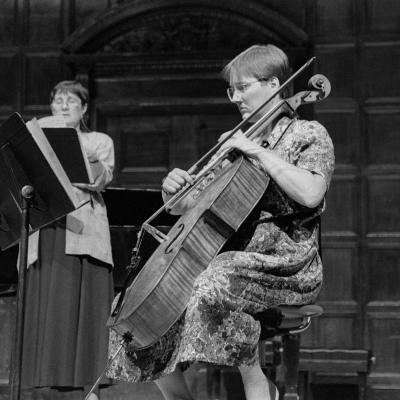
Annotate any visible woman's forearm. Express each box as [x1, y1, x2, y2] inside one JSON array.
[[255, 149, 326, 208]]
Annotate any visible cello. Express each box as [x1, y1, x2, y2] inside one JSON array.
[[107, 58, 331, 349]]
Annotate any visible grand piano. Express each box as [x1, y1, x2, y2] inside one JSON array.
[[0, 187, 177, 294]]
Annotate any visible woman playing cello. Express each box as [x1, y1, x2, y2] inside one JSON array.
[[108, 44, 335, 400]]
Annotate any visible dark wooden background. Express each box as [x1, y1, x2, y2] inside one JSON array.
[[0, 1, 400, 399]]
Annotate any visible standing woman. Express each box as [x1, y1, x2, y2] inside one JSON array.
[[21, 80, 114, 400]]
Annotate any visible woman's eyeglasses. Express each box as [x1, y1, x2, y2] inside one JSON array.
[[226, 78, 270, 101]]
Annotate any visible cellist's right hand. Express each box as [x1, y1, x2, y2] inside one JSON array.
[[162, 168, 195, 215], [162, 168, 194, 196]]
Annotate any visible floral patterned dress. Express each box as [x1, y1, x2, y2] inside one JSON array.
[[107, 116, 335, 382]]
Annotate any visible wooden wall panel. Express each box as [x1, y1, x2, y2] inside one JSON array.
[[364, 44, 400, 99], [0, 53, 18, 109], [0, 0, 17, 46], [26, 0, 63, 45], [318, 316, 356, 348], [95, 75, 227, 100], [367, 318, 400, 373], [314, 45, 357, 98], [323, 178, 358, 233], [74, 0, 109, 30], [367, 248, 400, 302], [365, 0, 400, 35], [366, 108, 400, 165], [319, 247, 357, 302], [196, 113, 241, 157], [258, 0, 307, 29], [315, 109, 359, 165], [315, 0, 356, 38], [24, 53, 69, 106], [302, 315, 358, 349], [102, 113, 171, 187], [367, 177, 400, 233]]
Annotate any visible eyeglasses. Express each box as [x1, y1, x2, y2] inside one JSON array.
[[226, 79, 269, 101], [52, 97, 82, 107]]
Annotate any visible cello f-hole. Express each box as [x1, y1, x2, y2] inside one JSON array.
[[165, 224, 185, 254]]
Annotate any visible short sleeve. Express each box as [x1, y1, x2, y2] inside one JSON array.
[[291, 120, 335, 189]]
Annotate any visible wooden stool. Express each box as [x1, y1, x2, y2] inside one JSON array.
[[257, 304, 324, 400], [206, 304, 323, 400]]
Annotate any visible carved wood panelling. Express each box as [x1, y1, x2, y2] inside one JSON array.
[[367, 317, 400, 373], [365, 107, 400, 166], [107, 113, 171, 187], [95, 74, 227, 99], [62, 0, 308, 54], [113, 0, 308, 30], [98, 12, 275, 54], [26, 0, 63, 45], [319, 246, 357, 302], [324, 177, 359, 233], [313, 237, 361, 349], [315, 0, 356, 39], [367, 248, 400, 302], [365, 0, 400, 36], [318, 316, 356, 348], [196, 113, 241, 157], [24, 53, 70, 106], [0, 0, 17, 46], [367, 177, 400, 233], [0, 52, 18, 108], [74, 0, 109, 32], [364, 43, 400, 100], [314, 44, 357, 98], [315, 108, 359, 166]]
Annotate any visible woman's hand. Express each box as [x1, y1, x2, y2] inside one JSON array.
[[220, 131, 264, 159], [161, 168, 196, 215], [220, 132, 326, 208], [73, 169, 106, 192], [162, 168, 194, 196]]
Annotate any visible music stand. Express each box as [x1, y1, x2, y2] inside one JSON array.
[[0, 113, 86, 400]]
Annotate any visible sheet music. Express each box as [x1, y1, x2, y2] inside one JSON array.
[[26, 118, 89, 208], [37, 116, 94, 184], [37, 115, 67, 128]]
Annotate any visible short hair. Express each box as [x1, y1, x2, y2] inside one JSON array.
[[222, 44, 292, 98], [50, 80, 90, 131], [50, 80, 89, 105]]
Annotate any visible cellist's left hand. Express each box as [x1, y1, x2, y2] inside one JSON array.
[[220, 131, 265, 160]]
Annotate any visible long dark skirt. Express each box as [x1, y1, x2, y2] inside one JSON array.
[[21, 222, 114, 389]]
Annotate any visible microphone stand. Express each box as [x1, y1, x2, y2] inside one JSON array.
[[9, 185, 35, 400]]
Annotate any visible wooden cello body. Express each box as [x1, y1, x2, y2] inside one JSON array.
[[108, 156, 269, 348]]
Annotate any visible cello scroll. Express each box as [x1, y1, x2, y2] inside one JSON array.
[[285, 74, 331, 112]]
